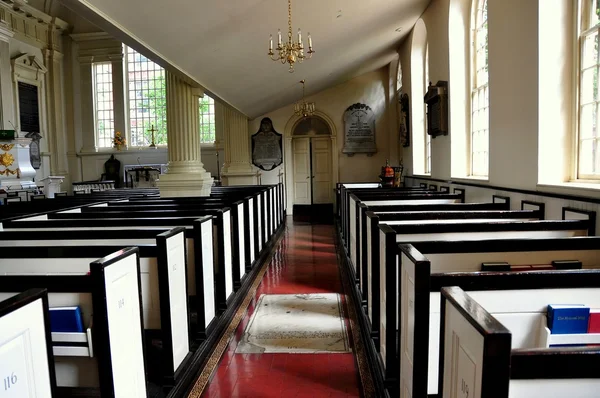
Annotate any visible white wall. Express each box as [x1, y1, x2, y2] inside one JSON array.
[[249, 66, 399, 189], [400, 0, 600, 200]]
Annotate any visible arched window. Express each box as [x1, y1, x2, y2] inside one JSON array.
[[578, 0, 600, 178], [471, 0, 489, 176], [425, 44, 431, 174]]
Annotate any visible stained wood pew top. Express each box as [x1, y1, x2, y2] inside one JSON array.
[[89, 201, 246, 212], [381, 219, 590, 234], [350, 192, 458, 199], [361, 202, 510, 212], [1, 216, 212, 229], [47, 209, 231, 219], [403, 235, 600, 254], [367, 209, 541, 221], [0, 227, 193, 240]]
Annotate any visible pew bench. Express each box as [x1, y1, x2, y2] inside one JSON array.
[[440, 285, 600, 398], [396, 239, 600, 397], [0, 248, 149, 397], [0, 236, 190, 388], [376, 218, 592, 384]]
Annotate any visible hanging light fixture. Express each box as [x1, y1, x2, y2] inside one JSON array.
[[294, 80, 315, 118], [268, 0, 314, 73]]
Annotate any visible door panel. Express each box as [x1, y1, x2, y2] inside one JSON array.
[[293, 137, 311, 205], [311, 137, 332, 204]]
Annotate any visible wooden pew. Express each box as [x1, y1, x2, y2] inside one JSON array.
[[440, 285, 600, 398], [339, 185, 430, 248], [5, 207, 238, 312], [395, 236, 600, 397], [347, 191, 463, 266], [0, 224, 218, 341], [360, 208, 543, 338], [0, 288, 57, 397], [0, 248, 148, 396], [376, 218, 592, 383], [0, 234, 190, 388]]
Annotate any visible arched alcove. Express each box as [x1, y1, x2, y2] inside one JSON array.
[[283, 111, 338, 215]]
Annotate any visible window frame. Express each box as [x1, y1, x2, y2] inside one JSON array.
[[576, 0, 600, 180], [424, 44, 431, 175], [124, 45, 167, 148], [470, 0, 489, 177], [199, 95, 216, 146], [92, 62, 115, 149]]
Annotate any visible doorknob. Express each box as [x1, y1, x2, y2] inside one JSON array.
[[306, 176, 310, 179]]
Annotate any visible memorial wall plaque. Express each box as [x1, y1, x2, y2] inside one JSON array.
[[342, 103, 377, 156], [252, 117, 283, 171]]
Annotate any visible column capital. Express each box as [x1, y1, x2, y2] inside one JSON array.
[[0, 21, 13, 43], [77, 55, 95, 65], [191, 87, 204, 98], [43, 48, 64, 60]]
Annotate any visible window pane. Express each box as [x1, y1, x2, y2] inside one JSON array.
[[580, 138, 596, 174], [471, 0, 489, 177], [126, 46, 167, 146], [93, 62, 114, 148], [582, 31, 598, 69], [199, 95, 215, 143]]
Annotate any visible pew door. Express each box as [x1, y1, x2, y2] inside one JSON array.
[[293, 137, 312, 205], [311, 136, 333, 204]]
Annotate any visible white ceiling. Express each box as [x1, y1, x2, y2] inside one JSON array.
[[57, 0, 430, 118]]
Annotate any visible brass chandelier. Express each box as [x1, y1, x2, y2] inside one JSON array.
[[268, 0, 314, 73], [294, 80, 315, 118]]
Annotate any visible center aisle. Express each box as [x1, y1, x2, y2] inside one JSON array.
[[195, 221, 365, 397]]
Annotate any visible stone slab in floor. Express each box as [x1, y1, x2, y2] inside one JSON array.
[[235, 293, 350, 354]]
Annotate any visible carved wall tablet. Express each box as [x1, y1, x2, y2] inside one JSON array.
[[252, 117, 283, 171], [342, 103, 376, 156]]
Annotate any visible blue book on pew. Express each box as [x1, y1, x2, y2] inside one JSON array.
[[49, 306, 84, 333], [547, 304, 590, 334]]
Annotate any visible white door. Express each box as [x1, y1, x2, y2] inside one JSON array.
[[311, 137, 333, 204], [293, 137, 311, 205]]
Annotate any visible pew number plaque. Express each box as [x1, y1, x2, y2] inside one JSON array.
[[0, 333, 31, 397], [342, 103, 377, 156]]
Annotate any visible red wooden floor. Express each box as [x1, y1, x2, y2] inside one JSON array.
[[201, 223, 362, 397]]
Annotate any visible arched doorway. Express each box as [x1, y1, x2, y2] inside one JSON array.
[[284, 112, 338, 220]]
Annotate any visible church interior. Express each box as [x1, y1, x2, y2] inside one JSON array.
[[0, 0, 599, 397]]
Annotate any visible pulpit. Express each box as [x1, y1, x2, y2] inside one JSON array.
[[127, 167, 160, 188]]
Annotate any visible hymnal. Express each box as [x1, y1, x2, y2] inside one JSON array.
[[547, 304, 590, 334], [49, 306, 84, 333], [480, 262, 510, 271], [589, 310, 600, 334]]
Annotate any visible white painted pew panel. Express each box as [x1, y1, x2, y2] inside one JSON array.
[[237, 202, 246, 281], [164, 232, 190, 372], [0, 294, 54, 396], [201, 220, 216, 327], [223, 210, 233, 300], [103, 252, 147, 397], [441, 300, 485, 398], [249, 197, 256, 262]]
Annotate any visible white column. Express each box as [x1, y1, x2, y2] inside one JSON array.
[[0, 22, 14, 130], [157, 71, 212, 197], [78, 55, 96, 153], [110, 53, 126, 141], [44, 48, 69, 178], [221, 106, 256, 185]]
